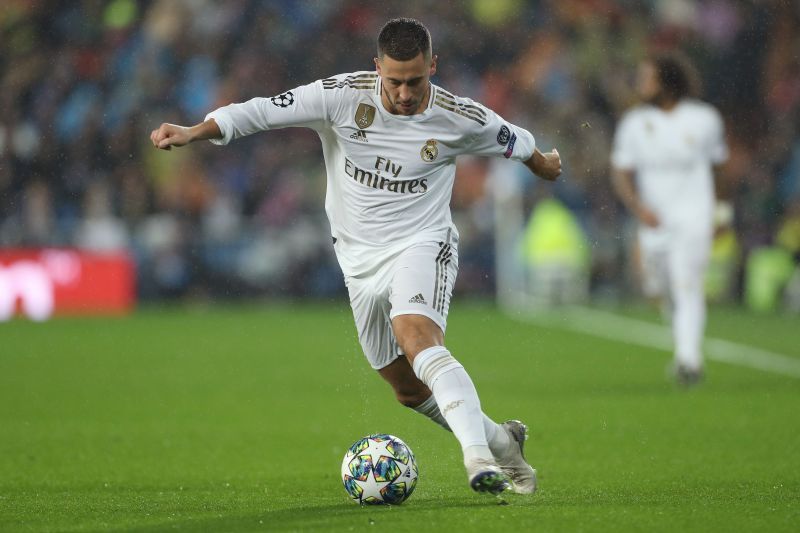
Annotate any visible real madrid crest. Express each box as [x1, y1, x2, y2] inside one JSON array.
[[355, 103, 376, 129], [420, 139, 438, 162]]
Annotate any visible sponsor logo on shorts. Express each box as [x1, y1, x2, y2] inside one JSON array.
[[408, 293, 427, 305], [497, 125, 511, 146], [503, 132, 517, 158]]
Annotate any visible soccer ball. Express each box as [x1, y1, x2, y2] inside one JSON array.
[[341, 433, 418, 505]]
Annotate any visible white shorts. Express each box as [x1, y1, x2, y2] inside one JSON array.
[[343, 239, 458, 370], [638, 226, 711, 298]]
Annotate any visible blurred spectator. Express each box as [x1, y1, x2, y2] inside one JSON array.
[[1, 0, 799, 303]]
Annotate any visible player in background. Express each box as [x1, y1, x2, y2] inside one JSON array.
[[611, 53, 729, 385], [151, 18, 561, 495]]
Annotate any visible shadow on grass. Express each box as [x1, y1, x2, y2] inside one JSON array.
[[120, 496, 516, 532]]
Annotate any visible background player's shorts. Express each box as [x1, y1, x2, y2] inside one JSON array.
[[344, 239, 458, 370], [638, 226, 711, 298]]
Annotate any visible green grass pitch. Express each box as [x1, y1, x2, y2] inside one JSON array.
[[1, 303, 798, 531]]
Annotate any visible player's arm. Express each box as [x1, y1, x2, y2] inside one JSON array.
[[709, 107, 732, 231], [460, 100, 560, 181], [610, 112, 659, 227], [611, 167, 659, 228], [151, 80, 327, 150], [150, 119, 222, 151], [523, 148, 561, 181]]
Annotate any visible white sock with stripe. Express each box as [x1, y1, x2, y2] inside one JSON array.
[[412, 395, 511, 457], [412, 346, 494, 463]]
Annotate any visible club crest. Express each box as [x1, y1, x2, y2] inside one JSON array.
[[420, 139, 439, 162], [355, 103, 376, 129]]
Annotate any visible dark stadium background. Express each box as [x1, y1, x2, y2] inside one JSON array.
[[2, 0, 798, 305]]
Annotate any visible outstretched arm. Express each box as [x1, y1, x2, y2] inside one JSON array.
[[151, 79, 329, 150], [523, 147, 561, 181], [611, 167, 659, 227], [150, 119, 222, 151], [453, 97, 561, 181]]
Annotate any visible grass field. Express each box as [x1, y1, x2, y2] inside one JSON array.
[[1, 302, 798, 532]]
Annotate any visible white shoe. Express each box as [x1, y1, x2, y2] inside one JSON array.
[[495, 420, 537, 494], [465, 458, 510, 495]]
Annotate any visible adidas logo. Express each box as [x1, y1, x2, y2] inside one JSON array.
[[349, 129, 368, 142], [442, 399, 464, 416], [408, 293, 426, 304]]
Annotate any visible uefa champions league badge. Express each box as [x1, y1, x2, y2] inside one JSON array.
[[420, 139, 438, 162], [270, 91, 295, 108]]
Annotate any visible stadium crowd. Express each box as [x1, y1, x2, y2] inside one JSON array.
[[1, 0, 799, 305]]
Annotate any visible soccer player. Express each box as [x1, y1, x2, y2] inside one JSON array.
[[611, 53, 729, 385], [150, 18, 561, 494]]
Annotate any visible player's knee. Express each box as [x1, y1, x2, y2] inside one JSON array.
[[393, 316, 443, 359]]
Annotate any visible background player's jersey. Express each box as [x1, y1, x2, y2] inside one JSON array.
[[611, 100, 728, 232], [206, 71, 535, 276]]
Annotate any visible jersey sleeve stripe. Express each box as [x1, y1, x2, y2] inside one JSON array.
[[434, 94, 488, 120], [435, 88, 488, 118], [323, 80, 378, 91], [434, 98, 487, 125], [322, 73, 378, 90]]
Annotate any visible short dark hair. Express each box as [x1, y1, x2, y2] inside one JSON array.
[[377, 18, 432, 61], [650, 52, 698, 100]]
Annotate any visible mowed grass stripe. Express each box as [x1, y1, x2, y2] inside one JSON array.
[[512, 305, 800, 377]]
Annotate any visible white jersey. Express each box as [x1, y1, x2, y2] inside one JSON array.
[[611, 100, 728, 231], [206, 71, 535, 277]]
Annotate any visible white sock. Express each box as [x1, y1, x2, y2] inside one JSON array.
[[412, 394, 450, 430], [483, 417, 510, 456], [412, 346, 493, 463], [412, 395, 511, 457]]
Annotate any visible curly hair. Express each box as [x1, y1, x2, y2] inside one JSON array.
[[650, 52, 699, 100]]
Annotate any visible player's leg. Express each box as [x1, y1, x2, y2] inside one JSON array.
[[344, 258, 477, 435], [668, 230, 711, 383], [387, 240, 533, 494], [391, 313, 509, 493], [345, 256, 495, 446], [376, 356, 446, 428], [377, 352, 515, 458], [637, 228, 671, 319], [343, 258, 526, 493]]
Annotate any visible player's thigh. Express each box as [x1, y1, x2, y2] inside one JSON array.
[[388, 241, 459, 333], [345, 276, 400, 370], [668, 231, 711, 293], [637, 229, 669, 297]]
